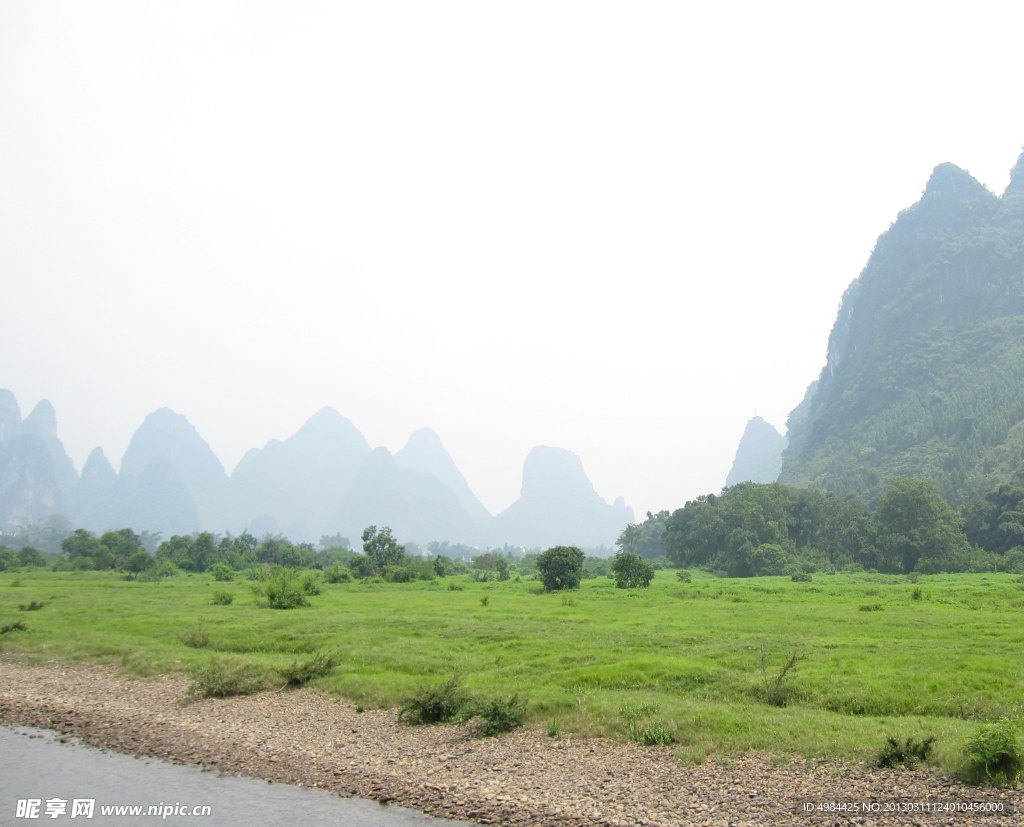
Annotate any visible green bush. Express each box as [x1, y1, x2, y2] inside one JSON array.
[[382, 565, 412, 583], [323, 563, 352, 583], [212, 562, 233, 582], [186, 656, 265, 699], [877, 735, 936, 768], [447, 582, 464, 591], [676, 570, 692, 583], [479, 595, 489, 606], [611, 552, 655, 588], [791, 572, 813, 582], [253, 572, 310, 609], [960, 719, 1023, 787], [211, 591, 234, 605], [536, 546, 584, 591], [477, 694, 528, 737], [299, 571, 322, 595], [18, 601, 44, 611], [274, 651, 340, 687], [0, 620, 28, 634], [399, 676, 473, 725], [180, 624, 210, 648]]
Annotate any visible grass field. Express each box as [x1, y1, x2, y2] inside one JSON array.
[[2, 568, 1022, 773]]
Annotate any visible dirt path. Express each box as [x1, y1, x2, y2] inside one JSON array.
[[0, 657, 1018, 826]]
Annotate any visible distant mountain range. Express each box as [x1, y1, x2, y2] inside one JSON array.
[[0, 392, 633, 548]]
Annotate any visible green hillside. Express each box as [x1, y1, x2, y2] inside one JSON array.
[[780, 150, 1024, 506]]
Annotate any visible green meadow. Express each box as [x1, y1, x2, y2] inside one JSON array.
[[2, 568, 1022, 773]]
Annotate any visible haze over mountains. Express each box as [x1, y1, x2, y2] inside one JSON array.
[[0, 393, 633, 548]]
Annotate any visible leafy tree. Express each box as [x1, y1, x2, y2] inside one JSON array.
[[16, 547, 47, 567], [99, 529, 143, 562], [123, 551, 153, 578], [361, 526, 405, 569], [494, 556, 510, 581], [874, 477, 970, 572], [611, 552, 654, 588], [61, 528, 102, 560], [536, 546, 584, 591], [616, 511, 671, 559]]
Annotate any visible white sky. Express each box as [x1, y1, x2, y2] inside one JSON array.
[[2, 1, 1024, 519]]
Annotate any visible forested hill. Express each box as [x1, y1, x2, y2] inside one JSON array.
[[779, 150, 1024, 506]]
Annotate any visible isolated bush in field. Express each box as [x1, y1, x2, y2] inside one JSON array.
[[560, 594, 576, 607], [859, 603, 883, 612], [791, 572, 813, 582], [253, 571, 309, 609], [758, 648, 805, 707], [299, 571, 323, 595], [536, 546, 585, 591], [274, 651, 340, 687], [72, 556, 95, 571], [877, 735, 936, 768], [399, 676, 473, 725], [0, 620, 28, 634], [676, 570, 692, 583], [960, 719, 1023, 787], [479, 595, 489, 606], [211, 591, 234, 605], [323, 563, 352, 583], [186, 656, 265, 699], [18, 601, 44, 611], [477, 694, 528, 737], [180, 623, 210, 648], [447, 582, 464, 591], [212, 562, 233, 582], [612, 552, 655, 588]]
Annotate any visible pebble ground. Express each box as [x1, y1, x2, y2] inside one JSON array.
[[1, 657, 1019, 826]]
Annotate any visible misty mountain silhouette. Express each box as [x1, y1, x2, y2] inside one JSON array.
[[725, 417, 787, 487], [0, 394, 634, 549]]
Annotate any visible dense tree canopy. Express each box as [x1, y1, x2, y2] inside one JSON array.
[[536, 545, 584, 591]]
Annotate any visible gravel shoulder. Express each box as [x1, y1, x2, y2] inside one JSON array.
[[0, 657, 1019, 826]]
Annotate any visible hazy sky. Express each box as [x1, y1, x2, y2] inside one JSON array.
[[3, 1, 1024, 519]]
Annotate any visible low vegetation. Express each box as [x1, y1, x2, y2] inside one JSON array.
[[1, 566, 1022, 777]]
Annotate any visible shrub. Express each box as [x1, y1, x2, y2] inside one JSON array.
[[676, 570, 692, 583], [0, 620, 28, 634], [180, 624, 210, 648], [960, 719, 1023, 787], [910, 586, 924, 600], [186, 657, 265, 699], [611, 552, 655, 588], [399, 676, 473, 725], [18, 601, 44, 611], [72, 556, 95, 571], [791, 572, 813, 582], [758, 648, 805, 707], [877, 735, 936, 768], [323, 563, 352, 583], [536, 546, 585, 591], [212, 562, 233, 582], [479, 595, 489, 606], [274, 651, 340, 687], [859, 603, 883, 612], [447, 582, 464, 591], [254, 572, 309, 609], [382, 565, 412, 583], [299, 571, 322, 595], [477, 694, 528, 737], [211, 591, 234, 605]]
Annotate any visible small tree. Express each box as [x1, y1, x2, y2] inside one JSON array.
[[361, 525, 405, 570], [611, 551, 654, 588], [536, 546, 584, 591]]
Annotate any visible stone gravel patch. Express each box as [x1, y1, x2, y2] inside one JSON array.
[[1, 657, 1019, 826]]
